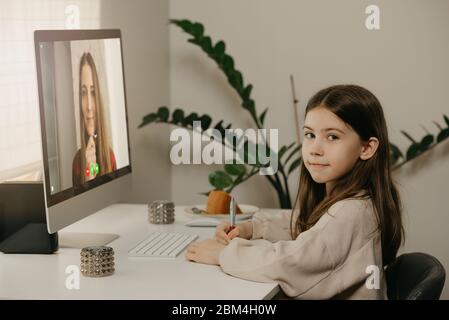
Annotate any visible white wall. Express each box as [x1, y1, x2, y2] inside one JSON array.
[[100, 0, 171, 204], [394, 138, 449, 299], [54, 42, 77, 191], [104, 39, 129, 169], [169, 0, 449, 298]]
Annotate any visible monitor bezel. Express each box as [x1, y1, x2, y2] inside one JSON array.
[[34, 29, 132, 207]]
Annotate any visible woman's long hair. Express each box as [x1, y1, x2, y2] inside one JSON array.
[[290, 85, 404, 266], [78, 52, 113, 184]]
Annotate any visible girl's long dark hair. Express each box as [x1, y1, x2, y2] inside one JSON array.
[[290, 84, 404, 266]]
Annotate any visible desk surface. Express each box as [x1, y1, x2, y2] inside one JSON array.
[[0, 204, 280, 300]]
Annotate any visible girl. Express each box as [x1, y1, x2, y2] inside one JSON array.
[[185, 84, 404, 299], [72, 52, 116, 187]]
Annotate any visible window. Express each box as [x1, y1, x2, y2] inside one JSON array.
[[0, 0, 100, 181]]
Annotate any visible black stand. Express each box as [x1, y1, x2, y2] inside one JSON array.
[[0, 182, 58, 254]]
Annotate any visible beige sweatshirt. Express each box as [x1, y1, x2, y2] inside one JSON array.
[[219, 196, 387, 300]]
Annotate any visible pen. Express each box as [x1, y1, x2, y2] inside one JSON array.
[[228, 196, 236, 233]]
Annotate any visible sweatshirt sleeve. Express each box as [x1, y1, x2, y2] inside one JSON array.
[[251, 209, 297, 242], [219, 200, 372, 298]]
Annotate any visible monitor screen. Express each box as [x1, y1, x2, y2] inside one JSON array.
[[35, 30, 131, 207]]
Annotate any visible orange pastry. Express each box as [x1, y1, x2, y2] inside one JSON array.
[[206, 190, 242, 214]]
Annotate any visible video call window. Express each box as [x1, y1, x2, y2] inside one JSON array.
[[38, 38, 130, 202]]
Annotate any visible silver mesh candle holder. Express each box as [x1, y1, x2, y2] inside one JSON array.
[[80, 246, 115, 277], [148, 200, 175, 224]]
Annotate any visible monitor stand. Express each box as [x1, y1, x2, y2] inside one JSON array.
[[59, 232, 119, 248]]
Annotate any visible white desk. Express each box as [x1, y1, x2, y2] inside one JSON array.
[[0, 204, 280, 300]]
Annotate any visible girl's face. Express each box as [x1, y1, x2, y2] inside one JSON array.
[[302, 106, 364, 192], [81, 63, 96, 137]]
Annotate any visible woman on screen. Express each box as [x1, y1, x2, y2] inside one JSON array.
[[72, 52, 116, 187]]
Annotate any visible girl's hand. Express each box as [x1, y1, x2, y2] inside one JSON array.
[[85, 136, 97, 180], [185, 239, 226, 265], [214, 220, 253, 245]]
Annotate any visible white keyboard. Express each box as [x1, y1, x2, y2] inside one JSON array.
[[128, 231, 198, 258]]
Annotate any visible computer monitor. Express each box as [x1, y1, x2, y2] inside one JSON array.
[[34, 29, 132, 247]]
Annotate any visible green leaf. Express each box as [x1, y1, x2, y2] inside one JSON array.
[[234, 70, 243, 90], [228, 70, 243, 91], [191, 23, 204, 38], [390, 155, 399, 166], [277, 146, 286, 161], [419, 134, 434, 150], [406, 143, 421, 160], [257, 143, 276, 161], [187, 38, 202, 46], [201, 36, 213, 53], [222, 55, 234, 72], [401, 130, 417, 144], [157, 107, 169, 122], [284, 145, 301, 165], [199, 114, 212, 130], [242, 85, 253, 100], [224, 164, 247, 176], [209, 171, 233, 190], [288, 157, 302, 174], [243, 140, 258, 165], [138, 113, 158, 128], [172, 19, 261, 133], [213, 120, 225, 138], [389, 143, 403, 164], [207, 52, 217, 61], [172, 109, 185, 125], [214, 120, 224, 129], [228, 73, 239, 90], [242, 99, 256, 116], [171, 19, 192, 33], [183, 112, 199, 127], [444, 114, 449, 127], [437, 128, 449, 142], [278, 142, 295, 160], [214, 41, 225, 56], [259, 108, 268, 126]]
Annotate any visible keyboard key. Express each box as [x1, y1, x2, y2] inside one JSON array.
[[168, 234, 198, 257], [128, 232, 198, 258]]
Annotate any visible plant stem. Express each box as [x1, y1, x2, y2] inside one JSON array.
[[290, 75, 301, 146], [227, 167, 258, 193], [280, 169, 292, 208]]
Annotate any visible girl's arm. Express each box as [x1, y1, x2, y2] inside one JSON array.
[[219, 199, 383, 299], [251, 209, 298, 242]]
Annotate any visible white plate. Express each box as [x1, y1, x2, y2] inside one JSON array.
[[184, 204, 259, 221]]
